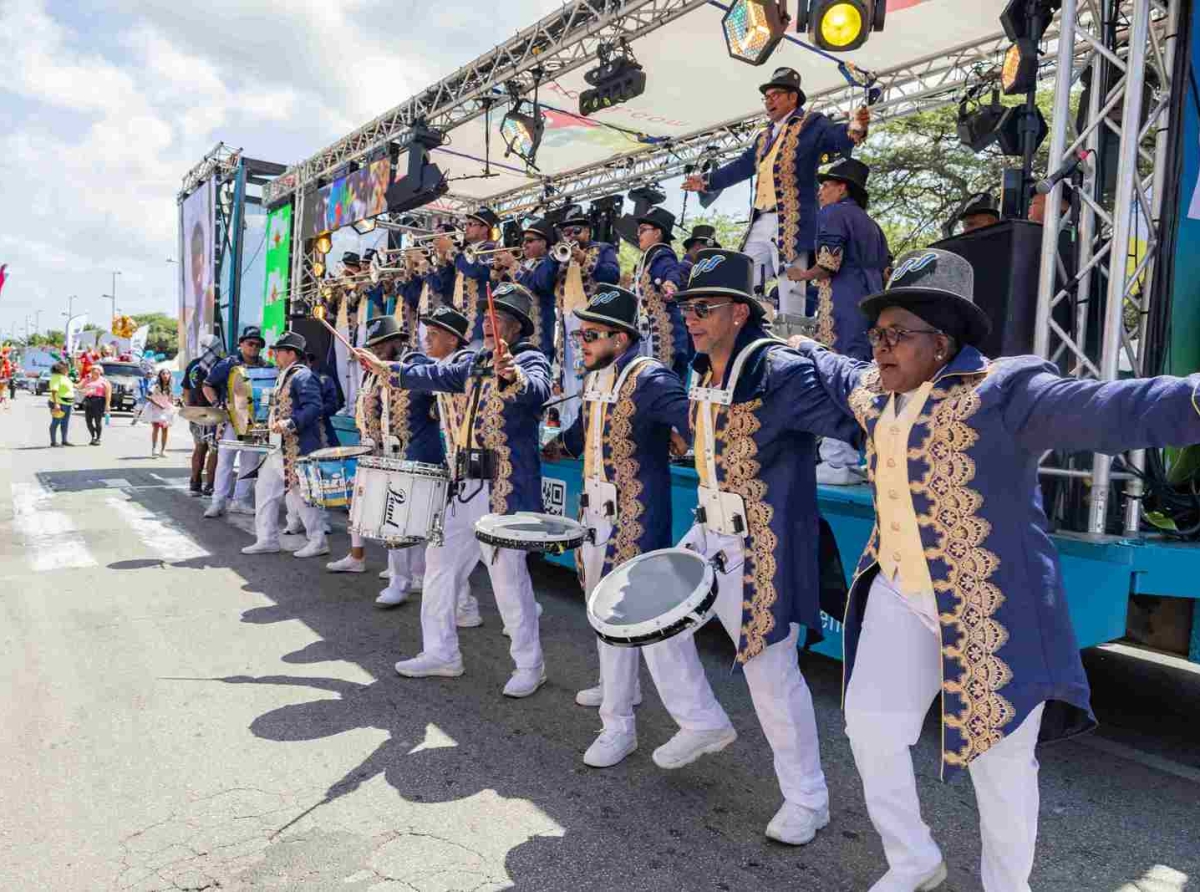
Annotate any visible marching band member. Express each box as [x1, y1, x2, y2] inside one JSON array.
[[787, 158, 889, 485], [360, 284, 553, 697], [634, 206, 690, 380], [642, 249, 860, 846], [306, 351, 343, 447], [555, 207, 620, 429], [326, 316, 442, 607], [791, 247, 1200, 892], [241, 331, 330, 558], [432, 208, 501, 345], [496, 218, 558, 359], [201, 326, 267, 519], [679, 223, 721, 281], [683, 67, 869, 337], [545, 285, 691, 768]]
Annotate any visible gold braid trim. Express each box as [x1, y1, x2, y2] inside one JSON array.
[[848, 367, 886, 567], [386, 386, 413, 453], [355, 374, 382, 449], [775, 112, 813, 265], [496, 365, 529, 401], [912, 372, 1015, 767], [638, 266, 675, 371], [815, 279, 837, 350], [606, 364, 649, 571], [274, 367, 302, 489], [717, 398, 777, 663], [460, 276, 480, 339], [554, 245, 603, 372], [477, 378, 514, 514]]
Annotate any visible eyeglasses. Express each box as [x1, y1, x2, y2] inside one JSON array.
[[522, 237, 544, 244], [866, 326, 942, 348], [678, 301, 735, 319], [762, 89, 790, 102], [561, 226, 584, 237], [570, 329, 621, 344]]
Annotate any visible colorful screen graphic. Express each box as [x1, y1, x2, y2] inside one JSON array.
[[179, 178, 215, 366], [262, 203, 293, 346], [303, 158, 390, 237]]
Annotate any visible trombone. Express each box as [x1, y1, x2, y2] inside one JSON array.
[[369, 248, 429, 284], [411, 229, 464, 244], [462, 244, 524, 265], [552, 240, 579, 263]]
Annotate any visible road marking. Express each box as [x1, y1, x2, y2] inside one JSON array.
[[1075, 734, 1200, 786], [105, 495, 210, 562], [10, 481, 97, 572]]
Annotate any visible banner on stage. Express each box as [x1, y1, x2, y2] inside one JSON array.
[[179, 178, 216, 367], [262, 203, 292, 347], [301, 159, 388, 238]]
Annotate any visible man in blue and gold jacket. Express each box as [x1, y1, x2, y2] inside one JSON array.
[[641, 249, 859, 848], [793, 248, 1200, 892], [361, 283, 553, 699], [683, 67, 869, 336], [634, 206, 690, 380], [430, 207, 502, 345], [547, 284, 691, 770], [495, 218, 559, 359], [241, 331, 329, 559]]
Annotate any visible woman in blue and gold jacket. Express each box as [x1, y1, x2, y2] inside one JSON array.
[[795, 248, 1200, 892]]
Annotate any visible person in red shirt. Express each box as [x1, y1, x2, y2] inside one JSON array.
[[0, 348, 13, 407]]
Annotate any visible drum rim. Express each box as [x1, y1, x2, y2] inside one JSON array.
[[474, 511, 587, 541], [586, 548, 717, 641], [217, 439, 277, 453], [306, 445, 372, 460], [346, 522, 426, 548], [357, 456, 450, 477]]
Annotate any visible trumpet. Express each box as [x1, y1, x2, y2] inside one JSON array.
[[552, 240, 579, 263], [411, 229, 464, 244], [462, 245, 524, 265]]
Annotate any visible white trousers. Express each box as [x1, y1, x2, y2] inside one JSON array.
[[743, 212, 808, 318], [213, 422, 255, 505], [845, 574, 1044, 892], [419, 483, 543, 671], [643, 524, 829, 811], [253, 453, 324, 549]]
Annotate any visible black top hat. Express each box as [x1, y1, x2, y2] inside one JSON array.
[[636, 207, 676, 242], [759, 67, 807, 106], [477, 282, 536, 339], [436, 222, 459, 234], [522, 218, 555, 243], [818, 158, 871, 208], [238, 326, 266, 347], [858, 248, 992, 348], [466, 207, 500, 230], [560, 205, 591, 228], [573, 286, 641, 338], [957, 192, 1001, 222], [674, 249, 765, 320], [420, 305, 470, 343], [364, 315, 406, 347], [683, 224, 721, 251], [342, 251, 362, 266], [274, 331, 307, 354], [363, 247, 379, 262]]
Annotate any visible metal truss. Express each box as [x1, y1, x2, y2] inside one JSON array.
[[178, 142, 242, 201], [1034, 0, 1179, 535], [262, 0, 710, 208]]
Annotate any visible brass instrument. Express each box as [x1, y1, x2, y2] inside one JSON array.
[[462, 244, 524, 265], [412, 229, 464, 244], [552, 240, 579, 263]]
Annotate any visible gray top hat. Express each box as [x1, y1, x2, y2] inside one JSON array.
[[858, 248, 992, 347]]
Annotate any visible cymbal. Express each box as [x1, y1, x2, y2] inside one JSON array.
[[179, 406, 228, 425]]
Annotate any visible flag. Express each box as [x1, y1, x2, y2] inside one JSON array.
[[0, 264, 7, 296], [130, 325, 150, 358], [65, 314, 89, 356]]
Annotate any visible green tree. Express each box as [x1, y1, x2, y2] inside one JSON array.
[[131, 312, 179, 359]]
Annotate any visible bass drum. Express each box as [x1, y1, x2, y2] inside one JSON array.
[[349, 456, 449, 547], [297, 445, 372, 509]]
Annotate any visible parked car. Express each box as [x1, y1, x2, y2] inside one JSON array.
[[34, 370, 51, 396], [74, 361, 145, 412]]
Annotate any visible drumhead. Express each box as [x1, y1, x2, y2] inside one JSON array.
[[309, 445, 372, 461], [474, 512, 586, 552], [587, 548, 718, 647]]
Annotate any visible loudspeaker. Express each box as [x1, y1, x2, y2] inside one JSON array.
[[932, 220, 1047, 358]]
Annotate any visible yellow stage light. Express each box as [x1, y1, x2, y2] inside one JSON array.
[[820, 3, 863, 48]]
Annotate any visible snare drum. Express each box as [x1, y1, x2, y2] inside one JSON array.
[[297, 445, 371, 509], [586, 548, 719, 648], [473, 512, 587, 554], [217, 438, 277, 455], [349, 456, 449, 547]]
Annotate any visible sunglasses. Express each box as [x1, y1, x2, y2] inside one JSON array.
[[678, 301, 735, 319], [570, 329, 622, 344], [561, 226, 585, 237], [866, 326, 942, 348]]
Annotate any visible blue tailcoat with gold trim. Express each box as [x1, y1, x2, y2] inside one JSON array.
[[639, 246, 691, 380], [432, 242, 500, 344], [560, 350, 691, 574], [798, 342, 1200, 778], [707, 109, 857, 262], [274, 364, 328, 488], [356, 355, 442, 465], [690, 324, 860, 664], [813, 197, 889, 361], [389, 343, 552, 515], [515, 256, 561, 359]]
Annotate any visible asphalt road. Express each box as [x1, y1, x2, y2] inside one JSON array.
[[1, 393, 1198, 892]]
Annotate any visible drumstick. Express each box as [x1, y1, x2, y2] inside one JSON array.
[[485, 282, 504, 367], [312, 313, 356, 352]]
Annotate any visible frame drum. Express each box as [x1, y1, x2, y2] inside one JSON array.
[[586, 548, 719, 647]]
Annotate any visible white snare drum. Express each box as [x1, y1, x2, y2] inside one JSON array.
[[586, 548, 720, 648], [297, 445, 371, 509], [217, 438, 277, 455], [473, 512, 587, 554], [349, 456, 449, 547]]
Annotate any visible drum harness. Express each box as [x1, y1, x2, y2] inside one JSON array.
[[687, 337, 784, 573], [578, 354, 654, 547], [444, 348, 503, 507]]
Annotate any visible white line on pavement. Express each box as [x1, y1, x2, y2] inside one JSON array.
[[105, 494, 210, 562], [10, 481, 98, 572], [1075, 734, 1200, 786]]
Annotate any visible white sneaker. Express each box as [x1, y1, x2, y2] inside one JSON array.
[[228, 500, 256, 515], [203, 500, 227, 519], [868, 862, 948, 892], [575, 684, 643, 708], [241, 540, 280, 555], [456, 601, 483, 629], [322, 522, 332, 534], [651, 727, 737, 770], [395, 653, 464, 678], [765, 801, 830, 846], [502, 600, 544, 637], [284, 520, 304, 535], [409, 574, 424, 591], [379, 567, 393, 580], [503, 666, 547, 698], [375, 586, 409, 608], [293, 539, 330, 559], [326, 554, 366, 573], [815, 462, 866, 486], [583, 730, 638, 768]]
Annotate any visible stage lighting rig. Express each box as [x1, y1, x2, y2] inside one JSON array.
[[722, 0, 790, 66], [500, 102, 545, 167], [579, 39, 646, 117], [353, 218, 377, 235], [957, 86, 1006, 153], [796, 0, 885, 53]]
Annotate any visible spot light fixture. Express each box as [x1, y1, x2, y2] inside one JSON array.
[[722, 0, 791, 66], [796, 0, 885, 53]]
